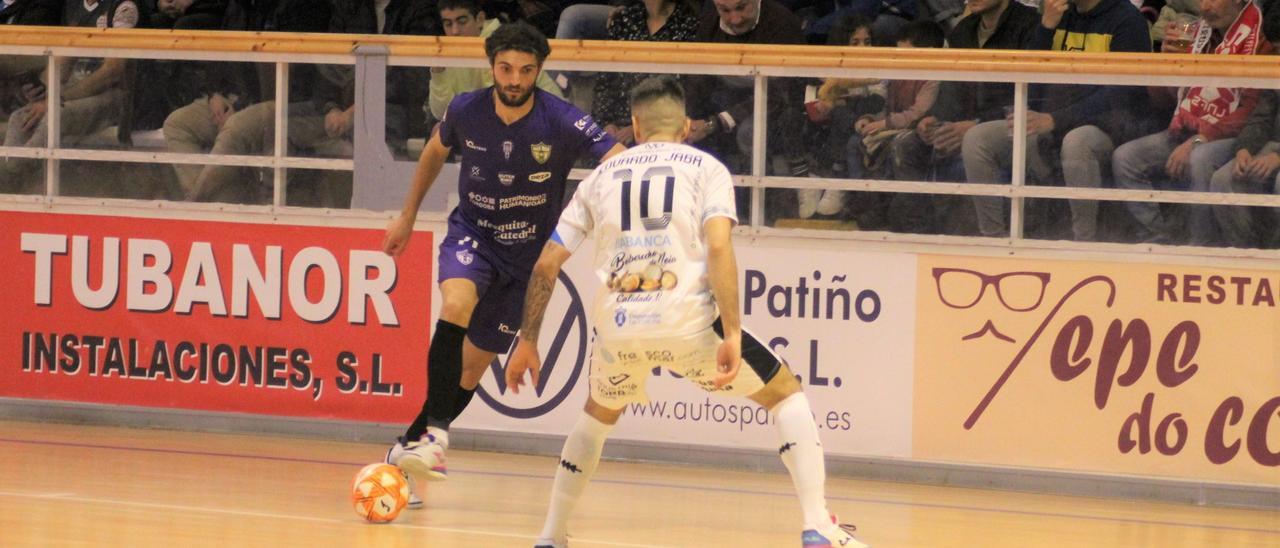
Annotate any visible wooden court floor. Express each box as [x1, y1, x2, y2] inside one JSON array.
[[0, 419, 1276, 547]]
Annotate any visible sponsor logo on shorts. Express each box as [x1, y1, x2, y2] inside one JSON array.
[[465, 139, 487, 152], [498, 323, 517, 335], [498, 173, 515, 186], [529, 171, 552, 183], [455, 249, 473, 265]]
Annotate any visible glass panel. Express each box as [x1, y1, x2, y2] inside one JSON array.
[[286, 168, 353, 209], [59, 160, 181, 200]]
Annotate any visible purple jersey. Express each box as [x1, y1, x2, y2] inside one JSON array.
[[438, 87, 617, 278]]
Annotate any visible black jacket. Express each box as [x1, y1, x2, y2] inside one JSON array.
[[686, 0, 806, 156], [0, 0, 62, 24], [930, 1, 1038, 124], [314, 0, 441, 141]]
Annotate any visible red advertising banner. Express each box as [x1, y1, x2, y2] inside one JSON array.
[[0, 212, 432, 422]]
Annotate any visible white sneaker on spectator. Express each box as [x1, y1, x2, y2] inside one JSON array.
[[798, 189, 822, 219], [816, 189, 845, 216]]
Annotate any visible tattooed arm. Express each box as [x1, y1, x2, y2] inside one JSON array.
[[506, 240, 573, 394]]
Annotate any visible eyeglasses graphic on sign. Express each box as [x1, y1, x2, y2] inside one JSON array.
[[932, 268, 1052, 343], [932, 268, 1051, 311]]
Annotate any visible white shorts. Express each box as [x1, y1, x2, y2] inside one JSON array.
[[589, 319, 782, 409]]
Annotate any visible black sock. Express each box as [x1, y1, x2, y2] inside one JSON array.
[[404, 320, 467, 441], [451, 386, 477, 422]]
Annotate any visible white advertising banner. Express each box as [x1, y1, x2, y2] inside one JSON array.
[[455, 235, 917, 459]]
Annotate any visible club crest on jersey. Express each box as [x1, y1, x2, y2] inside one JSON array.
[[614, 308, 627, 326], [531, 142, 552, 164], [529, 171, 552, 183], [502, 140, 513, 160], [455, 249, 474, 265]]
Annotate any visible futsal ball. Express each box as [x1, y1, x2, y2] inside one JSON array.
[[351, 463, 410, 523]]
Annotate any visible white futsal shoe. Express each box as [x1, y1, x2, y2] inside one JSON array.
[[802, 514, 868, 548], [383, 439, 423, 508], [388, 434, 448, 481]]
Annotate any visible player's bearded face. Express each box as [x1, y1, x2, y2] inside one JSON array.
[[492, 51, 541, 108]]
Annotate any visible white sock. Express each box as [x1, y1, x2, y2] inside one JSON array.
[[538, 413, 614, 543], [774, 392, 829, 527], [425, 426, 449, 449]]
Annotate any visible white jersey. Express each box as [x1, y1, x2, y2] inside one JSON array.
[[552, 141, 737, 340]]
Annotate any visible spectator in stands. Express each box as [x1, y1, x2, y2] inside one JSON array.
[[153, 0, 226, 28], [888, 0, 1038, 233], [318, 0, 440, 153], [0, 0, 139, 193], [189, 0, 440, 207], [1208, 6, 1280, 248], [803, 14, 884, 217], [1114, 0, 1270, 245], [961, 0, 1152, 239], [686, 0, 809, 223], [839, 20, 944, 229], [429, 0, 562, 130], [591, 0, 699, 146], [0, 0, 58, 25], [805, 0, 918, 45], [482, 0, 567, 37], [0, 0, 61, 135], [161, 0, 333, 200]]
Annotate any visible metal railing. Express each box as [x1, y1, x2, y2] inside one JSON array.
[[2, 26, 1278, 258]]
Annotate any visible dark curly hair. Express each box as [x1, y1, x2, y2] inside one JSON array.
[[484, 20, 551, 66]]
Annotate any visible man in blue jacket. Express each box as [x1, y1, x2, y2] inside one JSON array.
[[960, 0, 1152, 240]]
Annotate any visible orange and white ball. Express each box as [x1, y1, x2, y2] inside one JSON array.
[[351, 463, 410, 523]]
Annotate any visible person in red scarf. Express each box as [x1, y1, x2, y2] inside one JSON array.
[[1112, 0, 1272, 245], [1208, 7, 1280, 249]]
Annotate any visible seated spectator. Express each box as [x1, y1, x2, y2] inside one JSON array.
[[889, 0, 1038, 233], [482, 0, 568, 37], [429, 0, 562, 131], [837, 20, 944, 228], [162, 0, 332, 200], [805, 0, 918, 45], [961, 0, 1152, 240], [0, 0, 139, 194], [188, 0, 439, 207], [591, 0, 699, 146], [685, 0, 808, 223], [1114, 0, 1271, 245], [0, 0, 58, 26], [1209, 7, 1280, 248], [0, 0, 61, 143], [153, 0, 225, 29], [804, 13, 884, 217]]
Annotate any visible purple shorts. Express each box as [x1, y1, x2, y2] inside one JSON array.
[[437, 228, 526, 353]]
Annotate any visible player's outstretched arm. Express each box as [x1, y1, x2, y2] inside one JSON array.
[[507, 240, 573, 394], [382, 132, 451, 257], [705, 216, 742, 388]]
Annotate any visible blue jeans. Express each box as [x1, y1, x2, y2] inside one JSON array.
[[1113, 132, 1236, 243]]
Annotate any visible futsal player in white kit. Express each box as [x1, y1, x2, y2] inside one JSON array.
[[506, 76, 868, 548]]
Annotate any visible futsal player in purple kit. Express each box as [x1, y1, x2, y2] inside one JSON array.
[[382, 21, 625, 505]]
